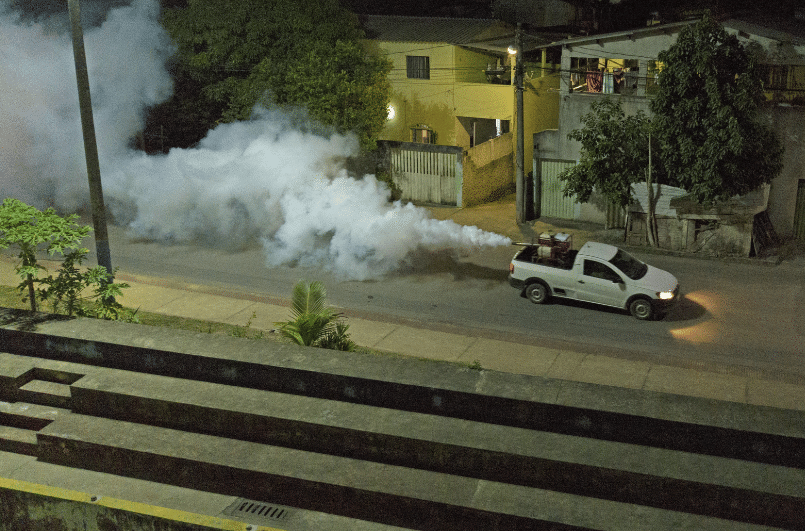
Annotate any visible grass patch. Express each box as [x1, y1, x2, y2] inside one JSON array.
[[0, 284, 399, 357], [0, 285, 32, 311]]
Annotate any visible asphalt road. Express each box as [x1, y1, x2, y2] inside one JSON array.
[[101, 224, 805, 381]]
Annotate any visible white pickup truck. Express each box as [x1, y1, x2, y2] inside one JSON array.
[[508, 236, 679, 320]]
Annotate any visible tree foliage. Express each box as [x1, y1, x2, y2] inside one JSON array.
[[651, 12, 783, 204], [158, 0, 392, 151], [275, 280, 356, 351], [559, 98, 657, 209]]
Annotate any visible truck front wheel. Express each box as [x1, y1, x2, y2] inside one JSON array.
[[526, 282, 550, 304], [629, 298, 654, 320]]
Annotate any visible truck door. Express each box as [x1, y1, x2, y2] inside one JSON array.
[[576, 259, 628, 308]]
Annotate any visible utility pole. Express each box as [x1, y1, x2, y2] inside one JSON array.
[[67, 0, 113, 279], [515, 23, 525, 225]]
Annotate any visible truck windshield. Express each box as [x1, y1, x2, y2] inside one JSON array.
[[609, 249, 648, 280]]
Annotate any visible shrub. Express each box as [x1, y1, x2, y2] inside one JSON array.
[[275, 280, 356, 351]]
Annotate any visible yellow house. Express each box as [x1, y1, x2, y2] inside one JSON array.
[[361, 15, 560, 206]]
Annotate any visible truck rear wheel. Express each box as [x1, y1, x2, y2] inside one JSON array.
[[526, 282, 549, 304], [629, 297, 654, 320]]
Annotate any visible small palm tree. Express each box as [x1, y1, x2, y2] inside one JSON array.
[[276, 280, 356, 351]]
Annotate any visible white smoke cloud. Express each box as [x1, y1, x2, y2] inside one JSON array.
[[0, 0, 511, 280], [0, 0, 173, 211]]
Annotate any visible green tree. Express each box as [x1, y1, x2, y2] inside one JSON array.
[[276, 280, 356, 351], [561, 98, 660, 201], [159, 0, 392, 151], [651, 12, 783, 204]]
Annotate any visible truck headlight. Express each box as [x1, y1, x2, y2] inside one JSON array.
[[658, 291, 675, 300]]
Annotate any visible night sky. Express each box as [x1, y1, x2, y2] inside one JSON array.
[[10, 0, 801, 29]]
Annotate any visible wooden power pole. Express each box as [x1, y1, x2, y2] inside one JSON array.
[[515, 23, 525, 225], [67, 0, 113, 279]]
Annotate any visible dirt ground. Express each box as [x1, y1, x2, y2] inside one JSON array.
[[421, 193, 610, 249]]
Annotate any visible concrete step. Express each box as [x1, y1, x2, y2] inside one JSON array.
[[17, 380, 72, 409], [62, 372, 805, 529], [5, 326, 803, 468], [0, 401, 70, 456], [0, 424, 38, 455], [0, 356, 84, 409], [36, 413, 786, 531], [4, 332, 805, 530], [70, 371, 805, 490], [0, 401, 64, 426]]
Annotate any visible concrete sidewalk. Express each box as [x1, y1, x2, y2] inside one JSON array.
[[93, 269, 805, 412], [1, 196, 803, 413]]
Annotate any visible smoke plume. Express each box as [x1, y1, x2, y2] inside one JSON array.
[[0, 0, 511, 280]]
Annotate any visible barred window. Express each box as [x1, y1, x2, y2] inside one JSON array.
[[766, 65, 790, 90], [411, 126, 434, 144], [406, 56, 430, 79]]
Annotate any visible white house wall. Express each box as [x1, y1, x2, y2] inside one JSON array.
[[545, 22, 805, 233], [767, 105, 805, 239], [723, 20, 805, 66]]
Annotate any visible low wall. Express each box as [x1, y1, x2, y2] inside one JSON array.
[[0, 478, 255, 531], [462, 132, 514, 206]]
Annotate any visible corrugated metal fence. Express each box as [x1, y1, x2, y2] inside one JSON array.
[[537, 159, 577, 219], [535, 158, 625, 228], [381, 141, 463, 206]]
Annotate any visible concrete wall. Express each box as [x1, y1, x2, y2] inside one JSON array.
[[628, 214, 754, 256], [522, 72, 561, 176], [462, 132, 514, 206], [535, 94, 652, 224], [378, 41, 460, 145], [378, 41, 507, 147], [766, 104, 805, 240], [539, 92, 805, 235], [557, 93, 652, 162], [0, 478, 246, 531]]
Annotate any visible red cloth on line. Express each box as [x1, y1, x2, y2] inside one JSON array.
[[586, 70, 603, 93]]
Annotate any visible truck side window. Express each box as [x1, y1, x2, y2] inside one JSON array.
[[584, 260, 621, 282]]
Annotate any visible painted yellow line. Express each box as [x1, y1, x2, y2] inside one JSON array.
[[0, 476, 285, 531]]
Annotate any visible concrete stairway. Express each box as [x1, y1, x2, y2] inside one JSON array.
[[1, 328, 805, 530]]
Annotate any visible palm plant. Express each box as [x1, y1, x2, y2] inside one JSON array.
[[276, 280, 356, 351]]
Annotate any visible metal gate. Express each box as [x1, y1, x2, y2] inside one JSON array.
[[389, 145, 462, 206], [794, 179, 805, 241], [537, 159, 578, 219]]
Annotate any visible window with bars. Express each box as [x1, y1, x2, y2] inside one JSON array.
[[411, 126, 435, 144], [406, 56, 430, 79], [765, 65, 790, 91]]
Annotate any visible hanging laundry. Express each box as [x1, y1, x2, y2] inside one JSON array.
[[586, 70, 603, 92], [603, 72, 614, 94]]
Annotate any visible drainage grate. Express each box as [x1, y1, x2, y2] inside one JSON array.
[[223, 498, 292, 524]]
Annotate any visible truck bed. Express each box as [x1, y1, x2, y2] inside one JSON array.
[[513, 246, 578, 270]]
